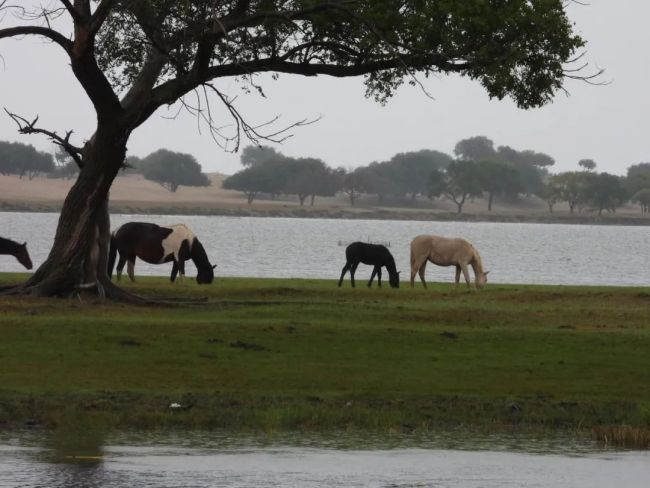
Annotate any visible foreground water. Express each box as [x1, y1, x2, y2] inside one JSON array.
[[1, 432, 649, 487], [2, 212, 650, 286]]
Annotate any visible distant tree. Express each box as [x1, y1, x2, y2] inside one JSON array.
[[240, 145, 283, 167], [387, 149, 453, 200], [553, 171, 587, 213], [340, 168, 364, 206], [427, 168, 447, 200], [0, 140, 54, 179], [625, 163, 650, 197], [540, 176, 563, 213], [222, 165, 267, 204], [355, 163, 395, 203], [120, 155, 144, 174], [582, 172, 627, 216], [284, 157, 338, 206], [497, 146, 555, 168], [578, 159, 597, 172], [141, 149, 210, 192], [441, 160, 483, 213], [631, 189, 650, 215], [477, 160, 523, 211], [454, 136, 497, 162]]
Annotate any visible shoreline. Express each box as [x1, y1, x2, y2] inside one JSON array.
[[2, 199, 650, 226]]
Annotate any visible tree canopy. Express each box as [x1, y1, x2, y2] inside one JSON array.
[[0, 0, 592, 299], [0, 141, 54, 179], [140, 149, 210, 192]]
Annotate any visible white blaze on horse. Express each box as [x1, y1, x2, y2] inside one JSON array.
[[0, 237, 33, 270], [410, 235, 488, 289], [108, 222, 216, 284]]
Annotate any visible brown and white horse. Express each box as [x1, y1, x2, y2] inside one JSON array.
[[410, 235, 488, 289], [108, 222, 216, 284], [0, 237, 33, 270]]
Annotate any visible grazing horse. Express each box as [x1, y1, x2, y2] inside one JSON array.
[[108, 222, 216, 284], [338, 242, 400, 288], [410, 235, 488, 289], [0, 237, 33, 270]]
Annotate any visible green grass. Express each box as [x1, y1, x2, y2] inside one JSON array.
[[1, 273, 649, 445]]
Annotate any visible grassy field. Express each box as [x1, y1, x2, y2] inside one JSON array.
[[1, 273, 649, 446]]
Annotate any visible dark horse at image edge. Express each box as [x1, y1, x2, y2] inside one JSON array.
[[0, 237, 33, 270], [338, 242, 400, 288], [108, 222, 216, 284]]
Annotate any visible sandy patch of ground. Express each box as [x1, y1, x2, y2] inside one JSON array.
[[0, 173, 647, 223]]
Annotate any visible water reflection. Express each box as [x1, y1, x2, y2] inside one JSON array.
[[1, 430, 649, 487]]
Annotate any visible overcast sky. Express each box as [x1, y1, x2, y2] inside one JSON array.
[[0, 1, 647, 176]]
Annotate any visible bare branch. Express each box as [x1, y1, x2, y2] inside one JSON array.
[[0, 25, 72, 53], [4, 109, 84, 168]]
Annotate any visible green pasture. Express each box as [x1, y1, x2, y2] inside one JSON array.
[[0, 273, 649, 444]]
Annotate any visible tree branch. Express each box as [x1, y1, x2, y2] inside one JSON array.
[[0, 25, 72, 53], [4, 109, 84, 168]]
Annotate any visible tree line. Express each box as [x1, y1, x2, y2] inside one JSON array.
[[223, 136, 650, 215], [0, 142, 209, 192]]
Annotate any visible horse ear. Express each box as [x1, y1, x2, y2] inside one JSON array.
[[484, 271, 490, 276], [22, 242, 27, 247], [212, 265, 217, 269]]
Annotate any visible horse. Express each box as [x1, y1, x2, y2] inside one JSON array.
[[338, 242, 400, 288], [410, 235, 488, 289], [108, 222, 216, 284], [0, 237, 33, 270]]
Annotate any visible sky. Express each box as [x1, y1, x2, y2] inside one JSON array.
[[0, 1, 648, 176]]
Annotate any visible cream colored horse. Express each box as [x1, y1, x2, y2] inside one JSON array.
[[410, 235, 489, 289]]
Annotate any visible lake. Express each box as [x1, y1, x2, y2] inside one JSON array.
[[1, 431, 649, 488], [1, 211, 650, 286]]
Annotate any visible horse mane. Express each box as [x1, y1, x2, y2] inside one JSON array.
[[0, 237, 22, 251], [470, 245, 484, 274], [190, 237, 210, 267]]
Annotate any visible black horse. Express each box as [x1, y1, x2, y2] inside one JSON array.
[[0, 237, 33, 270], [108, 222, 216, 284], [338, 242, 399, 288]]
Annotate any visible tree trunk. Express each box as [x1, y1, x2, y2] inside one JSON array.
[[298, 194, 307, 206], [17, 126, 129, 299], [487, 192, 494, 211], [310, 194, 315, 206]]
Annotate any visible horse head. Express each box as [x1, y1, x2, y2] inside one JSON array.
[[389, 270, 400, 289], [476, 270, 489, 289], [196, 264, 216, 284], [17, 242, 33, 270]]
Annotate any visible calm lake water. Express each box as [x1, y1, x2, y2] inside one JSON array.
[[1, 211, 650, 286], [1, 431, 649, 488]]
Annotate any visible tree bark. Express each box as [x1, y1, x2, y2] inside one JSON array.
[[16, 125, 129, 299]]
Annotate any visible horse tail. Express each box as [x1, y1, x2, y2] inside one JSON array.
[[107, 233, 117, 279]]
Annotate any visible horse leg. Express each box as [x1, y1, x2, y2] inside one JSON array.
[[418, 260, 428, 289], [455, 266, 461, 287], [377, 266, 382, 287], [177, 259, 186, 283], [338, 262, 351, 287], [170, 261, 179, 283], [460, 264, 472, 289], [127, 258, 136, 282], [350, 262, 359, 288], [411, 256, 427, 288], [115, 254, 127, 282], [368, 265, 378, 288]]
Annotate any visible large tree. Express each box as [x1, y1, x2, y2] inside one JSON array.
[[0, 1, 589, 299]]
